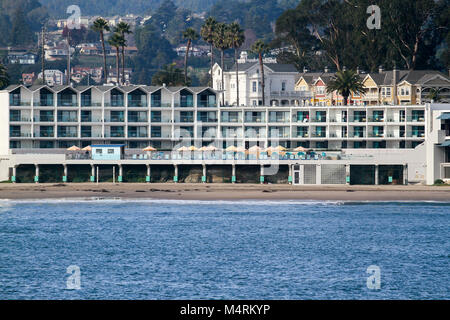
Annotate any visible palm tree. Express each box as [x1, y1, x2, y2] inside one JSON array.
[[115, 22, 133, 85], [200, 17, 218, 87], [108, 33, 125, 85], [182, 27, 199, 85], [212, 23, 231, 106], [91, 18, 110, 83], [251, 40, 269, 106], [0, 63, 9, 89], [326, 70, 367, 105], [227, 22, 245, 106], [151, 63, 186, 86], [426, 88, 441, 102]]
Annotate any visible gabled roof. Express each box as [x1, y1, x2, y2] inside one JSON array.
[[227, 62, 298, 73], [4, 84, 26, 92]]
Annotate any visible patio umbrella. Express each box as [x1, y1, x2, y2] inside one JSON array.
[[248, 145, 262, 153], [236, 146, 247, 153], [199, 146, 208, 152], [226, 145, 238, 152], [143, 146, 157, 152], [206, 145, 218, 151], [67, 145, 81, 151], [274, 145, 286, 151], [294, 146, 309, 152], [177, 146, 189, 152], [82, 145, 92, 151], [188, 146, 198, 151]]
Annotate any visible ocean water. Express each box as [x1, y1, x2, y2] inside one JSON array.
[[0, 199, 448, 300]]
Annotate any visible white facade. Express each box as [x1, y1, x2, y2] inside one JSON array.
[[212, 60, 311, 107], [0, 84, 449, 184]]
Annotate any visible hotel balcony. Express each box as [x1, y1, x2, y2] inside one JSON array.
[[310, 132, 327, 138], [407, 132, 425, 138], [10, 117, 32, 122], [34, 116, 54, 122], [367, 117, 385, 122], [104, 102, 124, 107], [10, 100, 31, 107], [349, 117, 367, 123], [348, 132, 366, 138], [128, 101, 148, 108], [57, 117, 78, 123], [58, 133, 78, 138], [10, 131, 33, 138], [295, 132, 309, 138], [128, 133, 148, 138], [406, 117, 425, 122]]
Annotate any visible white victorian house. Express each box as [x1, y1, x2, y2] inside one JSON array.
[[212, 53, 311, 107]]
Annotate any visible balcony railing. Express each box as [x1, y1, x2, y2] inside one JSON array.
[[128, 117, 148, 123], [368, 117, 385, 122], [10, 101, 31, 106], [38, 132, 55, 137], [10, 132, 33, 137], [407, 117, 425, 122], [245, 118, 265, 123], [58, 118, 78, 122], [128, 132, 148, 138], [128, 101, 148, 107], [10, 117, 32, 122], [407, 132, 425, 138], [58, 133, 78, 138], [106, 132, 125, 138]]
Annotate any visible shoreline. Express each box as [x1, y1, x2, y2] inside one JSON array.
[[0, 183, 449, 201]]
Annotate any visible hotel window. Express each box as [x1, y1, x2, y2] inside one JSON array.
[[252, 81, 257, 93], [96, 149, 102, 154], [281, 82, 286, 91], [317, 86, 325, 94], [108, 149, 114, 154]]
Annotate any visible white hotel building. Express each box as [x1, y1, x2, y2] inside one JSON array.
[[0, 70, 449, 184]]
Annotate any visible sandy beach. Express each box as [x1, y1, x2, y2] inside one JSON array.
[[0, 183, 449, 201]]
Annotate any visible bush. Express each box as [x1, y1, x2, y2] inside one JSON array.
[[434, 179, 446, 185]]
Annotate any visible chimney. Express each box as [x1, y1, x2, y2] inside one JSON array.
[[303, 67, 308, 73], [379, 65, 384, 74], [163, 83, 166, 87], [324, 66, 329, 73], [342, 66, 347, 71], [356, 66, 360, 74], [393, 64, 399, 105]]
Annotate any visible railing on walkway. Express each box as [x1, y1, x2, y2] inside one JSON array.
[[65, 151, 341, 161]]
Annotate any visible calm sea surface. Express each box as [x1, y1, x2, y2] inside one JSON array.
[[0, 199, 448, 300]]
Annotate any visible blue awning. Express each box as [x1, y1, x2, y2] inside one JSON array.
[[437, 113, 450, 120], [439, 141, 450, 147]]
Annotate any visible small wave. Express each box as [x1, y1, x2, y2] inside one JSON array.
[[0, 198, 449, 206], [0, 198, 345, 206]]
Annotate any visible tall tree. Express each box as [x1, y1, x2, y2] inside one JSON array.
[[108, 33, 125, 85], [182, 27, 199, 85], [251, 40, 269, 106], [200, 17, 218, 87], [151, 63, 186, 86], [115, 22, 133, 85], [0, 63, 9, 89], [227, 22, 245, 106], [91, 18, 111, 83], [9, 8, 33, 46], [212, 23, 231, 106], [326, 70, 367, 106]]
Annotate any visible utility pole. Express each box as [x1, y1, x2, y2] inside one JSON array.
[[41, 26, 46, 84]]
